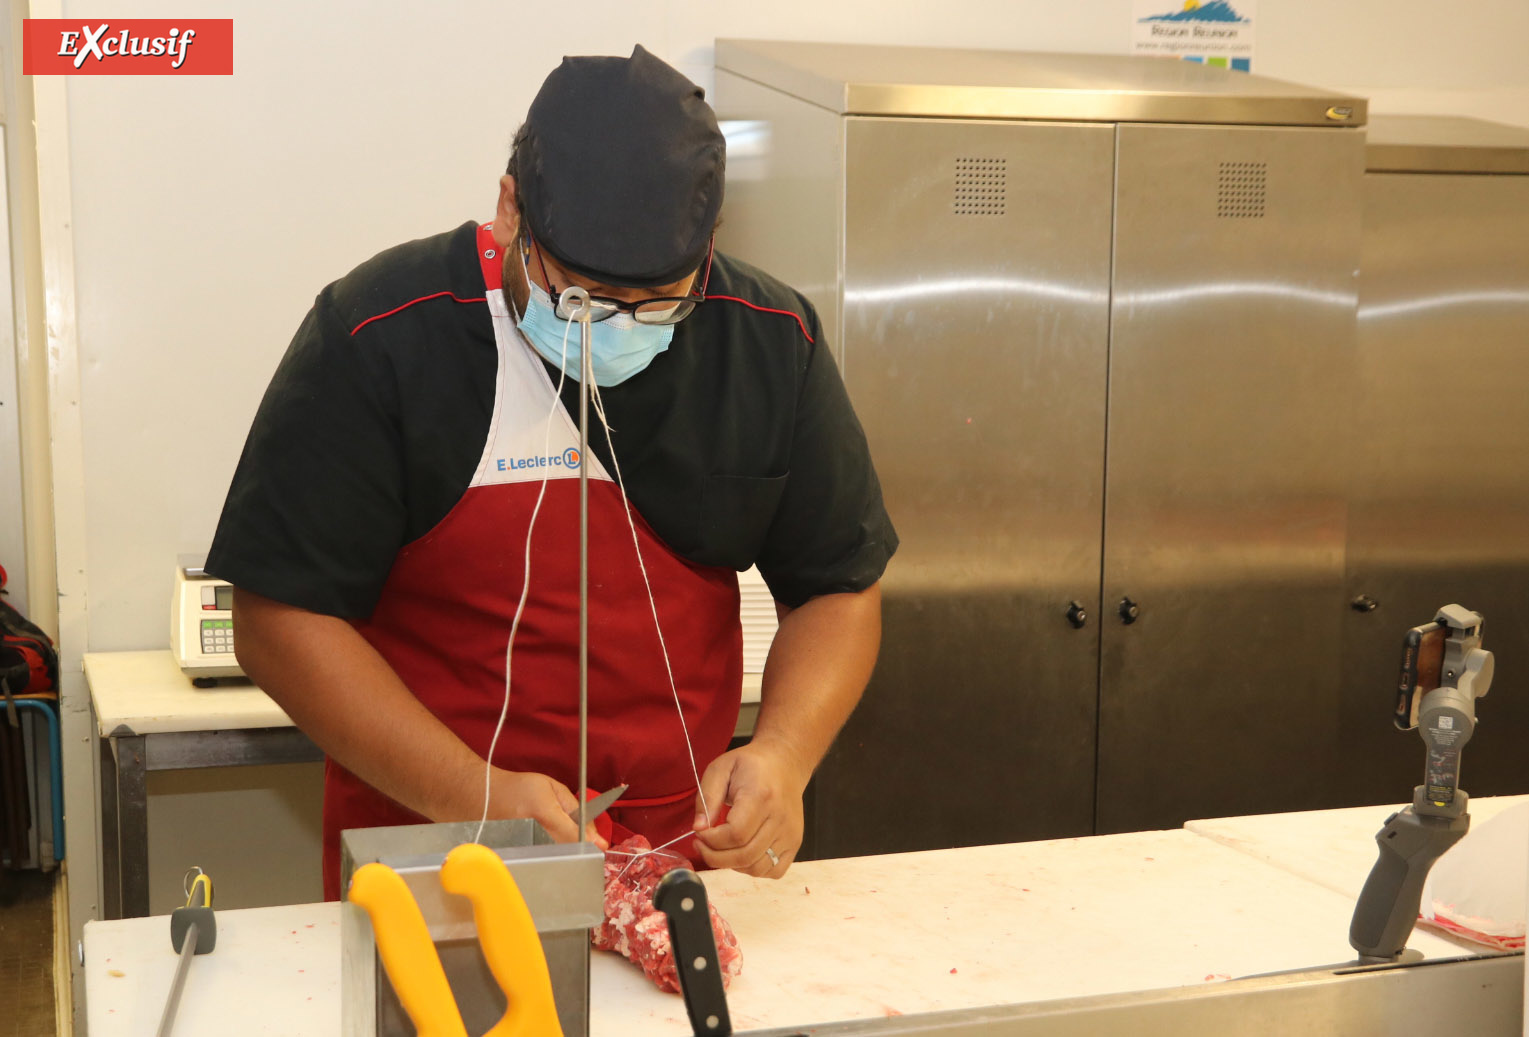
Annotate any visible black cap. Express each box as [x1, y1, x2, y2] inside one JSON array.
[[513, 45, 725, 288]]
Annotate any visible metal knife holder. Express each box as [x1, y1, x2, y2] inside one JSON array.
[[340, 819, 604, 1036]]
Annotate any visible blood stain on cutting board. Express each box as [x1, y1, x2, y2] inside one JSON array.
[[799, 979, 848, 1000]]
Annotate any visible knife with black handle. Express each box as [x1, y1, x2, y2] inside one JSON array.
[[653, 868, 732, 1036]]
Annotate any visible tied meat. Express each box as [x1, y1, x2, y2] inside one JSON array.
[[592, 835, 743, 993]]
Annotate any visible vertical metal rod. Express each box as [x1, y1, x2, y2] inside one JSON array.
[[563, 287, 594, 844]]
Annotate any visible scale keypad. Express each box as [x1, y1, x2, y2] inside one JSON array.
[[200, 619, 235, 655]]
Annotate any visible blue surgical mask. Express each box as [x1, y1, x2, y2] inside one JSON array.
[[514, 260, 674, 387]]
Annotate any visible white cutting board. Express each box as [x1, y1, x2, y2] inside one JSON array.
[[1186, 795, 1529, 900], [590, 829, 1468, 1035], [86, 650, 294, 734], [83, 827, 1478, 1036], [85, 902, 341, 1035]]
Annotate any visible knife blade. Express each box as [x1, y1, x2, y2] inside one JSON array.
[[568, 783, 628, 826]]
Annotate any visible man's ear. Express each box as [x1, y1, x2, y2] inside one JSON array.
[[492, 175, 520, 249]]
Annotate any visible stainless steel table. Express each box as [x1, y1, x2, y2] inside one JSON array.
[[85, 650, 323, 918]]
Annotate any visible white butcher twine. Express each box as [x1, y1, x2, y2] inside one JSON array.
[[475, 307, 711, 844]]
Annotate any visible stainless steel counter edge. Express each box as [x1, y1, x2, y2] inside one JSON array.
[[1365, 114, 1529, 174], [737, 953, 1524, 1035], [715, 40, 1367, 127], [1366, 142, 1529, 175]]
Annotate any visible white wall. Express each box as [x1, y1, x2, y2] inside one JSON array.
[[34, 0, 1529, 1025], [0, 122, 24, 610], [62, 0, 1529, 655]]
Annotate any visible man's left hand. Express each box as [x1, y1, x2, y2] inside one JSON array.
[[690, 742, 810, 878]]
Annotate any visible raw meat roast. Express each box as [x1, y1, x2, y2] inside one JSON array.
[[592, 835, 743, 993]]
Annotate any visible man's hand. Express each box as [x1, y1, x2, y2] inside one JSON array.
[[690, 742, 810, 878], [232, 589, 607, 849], [688, 583, 883, 879], [489, 768, 607, 848]]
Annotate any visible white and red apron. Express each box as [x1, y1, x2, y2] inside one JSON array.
[[322, 223, 742, 898]]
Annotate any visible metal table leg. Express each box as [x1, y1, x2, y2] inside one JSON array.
[[97, 725, 324, 920], [99, 735, 122, 919], [115, 735, 150, 918]]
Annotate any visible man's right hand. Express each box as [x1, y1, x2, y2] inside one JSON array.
[[232, 589, 606, 849], [488, 768, 607, 848]]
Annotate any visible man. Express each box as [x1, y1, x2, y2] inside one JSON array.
[[209, 45, 896, 899]]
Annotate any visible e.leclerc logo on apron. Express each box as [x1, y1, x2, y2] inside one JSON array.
[[22, 20, 233, 75], [497, 448, 581, 473]]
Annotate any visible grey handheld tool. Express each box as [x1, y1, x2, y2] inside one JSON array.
[[156, 868, 216, 1036], [1349, 604, 1493, 963]]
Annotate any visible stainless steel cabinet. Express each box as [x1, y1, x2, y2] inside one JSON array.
[[714, 41, 1402, 857], [1341, 117, 1529, 807], [827, 117, 1115, 853], [1099, 124, 1362, 831]]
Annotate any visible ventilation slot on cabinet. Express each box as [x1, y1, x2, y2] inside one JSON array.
[[954, 157, 1006, 216], [1218, 161, 1267, 218]]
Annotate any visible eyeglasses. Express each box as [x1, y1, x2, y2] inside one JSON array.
[[529, 235, 714, 326]]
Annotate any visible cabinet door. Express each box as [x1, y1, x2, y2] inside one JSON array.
[[1342, 173, 1529, 805], [812, 117, 1115, 857], [1098, 124, 1363, 833]]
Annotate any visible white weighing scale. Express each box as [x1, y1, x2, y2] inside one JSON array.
[[171, 557, 244, 685]]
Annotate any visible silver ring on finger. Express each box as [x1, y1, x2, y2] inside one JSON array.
[[764, 846, 780, 867]]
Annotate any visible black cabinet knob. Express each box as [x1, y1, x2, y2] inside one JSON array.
[[1118, 597, 1140, 625], [1351, 595, 1379, 613], [1066, 601, 1088, 629]]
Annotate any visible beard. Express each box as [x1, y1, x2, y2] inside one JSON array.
[[501, 248, 530, 320]]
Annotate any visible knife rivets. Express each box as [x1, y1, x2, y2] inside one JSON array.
[[706, 1016, 720, 1029], [693, 956, 708, 971], [680, 897, 695, 912]]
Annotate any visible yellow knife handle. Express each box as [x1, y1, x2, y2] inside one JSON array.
[[185, 871, 212, 909], [348, 862, 469, 1037], [440, 843, 564, 1037]]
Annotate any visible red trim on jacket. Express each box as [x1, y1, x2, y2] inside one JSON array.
[[477, 222, 505, 293], [706, 295, 815, 344], [350, 291, 486, 336]]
